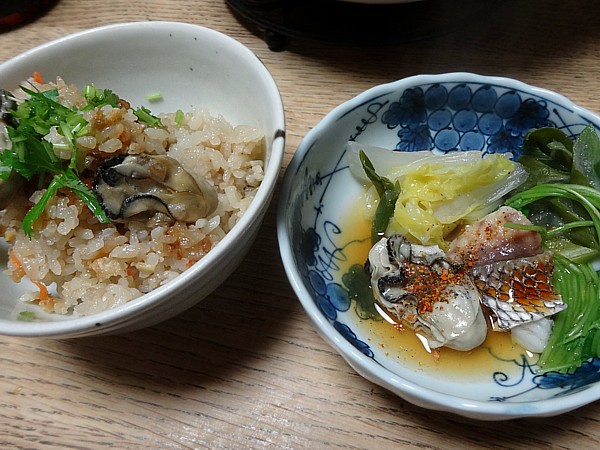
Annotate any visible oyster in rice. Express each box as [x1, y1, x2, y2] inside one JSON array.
[[93, 154, 218, 224]]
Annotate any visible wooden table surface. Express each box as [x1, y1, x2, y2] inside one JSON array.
[[2, 0, 600, 448]]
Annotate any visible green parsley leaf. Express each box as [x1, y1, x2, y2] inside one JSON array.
[[60, 168, 110, 224], [21, 168, 110, 237], [2, 85, 114, 236], [3, 128, 62, 179], [82, 84, 120, 108], [21, 177, 61, 237]]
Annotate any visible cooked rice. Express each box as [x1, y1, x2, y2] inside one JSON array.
[[0, 78, 265, 315]]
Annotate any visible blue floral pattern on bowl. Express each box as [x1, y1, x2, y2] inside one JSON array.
[[381, 83, 556, 154], [278, 73, 600, 419]]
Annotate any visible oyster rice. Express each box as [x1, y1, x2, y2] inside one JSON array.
[[0, 77, 265, 315]]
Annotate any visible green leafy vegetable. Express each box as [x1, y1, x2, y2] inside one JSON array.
[[1, 84, 112, 236], [521, 126, 574, 172], [544, 236, 599, 266], [506, 183, 600, 238], [505, 126, 600, 373], [511, 126, 600, 262], [506, 183, 600, 262], [20, 169, 110, 237], [537, 256, 600, 373], [519, 124, 600, 189], [2, 128, 61, 179], [359, 150, 401, 244], [342, 264, 381, 320], [572, 124, 600, 189]]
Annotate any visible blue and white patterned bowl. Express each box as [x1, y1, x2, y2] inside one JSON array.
[[277, 73, 600, 420]]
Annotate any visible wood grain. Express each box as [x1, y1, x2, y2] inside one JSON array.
[[1, 0, 600, 448]]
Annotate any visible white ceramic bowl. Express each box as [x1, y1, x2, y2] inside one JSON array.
[[277, 72, 600, 420], [0, 21, 285, 337]]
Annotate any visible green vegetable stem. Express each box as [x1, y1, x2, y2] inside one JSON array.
[[359, 150, 401, 244]]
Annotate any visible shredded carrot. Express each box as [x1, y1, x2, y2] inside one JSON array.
[[9, 251, 23, 270], [11, 252, 49, 301], [32, 280, 48, 301], [33, 71, 43, 84]]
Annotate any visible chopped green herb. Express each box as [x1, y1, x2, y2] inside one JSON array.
[[21, 169, 109, 237], [145, 92, 163, 102], [82, 84, 120, 108], [134, 106, 163, 128], [18, 311, 36, 322], [174, 109, 185, 127]]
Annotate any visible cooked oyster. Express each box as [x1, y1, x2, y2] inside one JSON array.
[[1, 89, 15, 152], [93, 154, 218, 223], [368, 234, 487, 351], [0, 90, 23, 209]]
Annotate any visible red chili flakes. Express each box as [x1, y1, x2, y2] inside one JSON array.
[[402, 261, 471, 315]]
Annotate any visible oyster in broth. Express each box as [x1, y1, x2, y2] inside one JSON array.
[[368, 234, 487, 351]]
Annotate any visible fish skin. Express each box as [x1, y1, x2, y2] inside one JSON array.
[[471, 251, 566, 329]]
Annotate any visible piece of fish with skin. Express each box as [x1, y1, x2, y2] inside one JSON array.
[[447, 206, 542, 266], [368, 234, 487, 351], [447, 206, 565, 352], [448, 206, 565, 328]]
